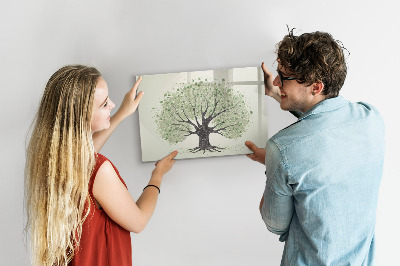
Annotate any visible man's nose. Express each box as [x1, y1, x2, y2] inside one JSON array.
[[273, 75, 281, 87]]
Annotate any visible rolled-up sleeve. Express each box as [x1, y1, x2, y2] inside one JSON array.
[[260, 139, 294, 241]]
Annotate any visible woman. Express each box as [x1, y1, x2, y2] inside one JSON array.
[[25, 65, 177, 265]]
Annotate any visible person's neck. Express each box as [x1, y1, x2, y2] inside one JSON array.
[[301, 95, 327, 113]]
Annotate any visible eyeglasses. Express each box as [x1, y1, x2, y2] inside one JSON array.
[[277, 70, 297, 86]]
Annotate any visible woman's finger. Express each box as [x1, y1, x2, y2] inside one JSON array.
[[130, 76, 143, 96]]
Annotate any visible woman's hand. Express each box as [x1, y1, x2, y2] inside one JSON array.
[[262, 62, 281, 103], [152, 150, 178, 178], [115, 76, 144, 120]]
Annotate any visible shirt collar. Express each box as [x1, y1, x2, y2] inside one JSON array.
[[298, 95, 350, 121]]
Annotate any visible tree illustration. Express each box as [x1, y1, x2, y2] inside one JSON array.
[[154, 78, 252, 153]]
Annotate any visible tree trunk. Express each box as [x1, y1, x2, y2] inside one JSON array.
[[189, 123, 223, 153], [198, 133, 211, 150]]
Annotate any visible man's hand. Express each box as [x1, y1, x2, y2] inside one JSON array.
[[245, 141, 266, 165], [262, 62, 281, 103]]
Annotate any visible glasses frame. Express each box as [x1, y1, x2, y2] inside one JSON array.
[[277, 70, 297, 86]]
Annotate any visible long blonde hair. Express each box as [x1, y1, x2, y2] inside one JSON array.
[[25, 65, 101, 265]]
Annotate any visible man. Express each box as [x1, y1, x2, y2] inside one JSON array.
[[246, 31, 385, 265]]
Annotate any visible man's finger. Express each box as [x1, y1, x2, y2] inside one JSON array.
[[245, 153, 257, 161], [261, 62, 272, 76], [245, 141, 258, 152]]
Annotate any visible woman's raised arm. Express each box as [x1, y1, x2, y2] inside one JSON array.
[[92, 76, 144, 152]]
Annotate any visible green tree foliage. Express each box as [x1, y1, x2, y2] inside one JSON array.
[[155, 78, 251, 153]]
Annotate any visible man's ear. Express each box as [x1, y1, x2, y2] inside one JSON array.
[[312, 82, 324, 96]]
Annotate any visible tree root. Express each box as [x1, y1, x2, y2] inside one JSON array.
[[188, 145, 225, 154]]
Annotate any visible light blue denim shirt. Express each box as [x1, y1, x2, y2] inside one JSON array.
[[261, 96, 385, 266]]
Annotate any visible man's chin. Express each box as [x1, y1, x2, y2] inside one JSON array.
[[279, 103, 290, 111]]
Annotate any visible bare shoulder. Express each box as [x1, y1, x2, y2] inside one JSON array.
[[96, 160, 117, 179], [93, 160, 127, 199]]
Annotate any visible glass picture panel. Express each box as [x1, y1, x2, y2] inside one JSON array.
[[137, 66, 268, 162]]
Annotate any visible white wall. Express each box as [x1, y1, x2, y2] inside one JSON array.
[[1, 0, 399, 265]]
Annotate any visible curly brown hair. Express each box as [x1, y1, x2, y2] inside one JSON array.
[[277, 30, 348, 98]]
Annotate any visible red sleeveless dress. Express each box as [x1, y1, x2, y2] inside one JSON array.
[[69, 153, 132, 266]]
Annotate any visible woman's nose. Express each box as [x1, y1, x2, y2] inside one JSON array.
[[109, 100, 115, 109]]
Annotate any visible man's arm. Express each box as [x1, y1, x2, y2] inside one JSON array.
[[260, 140, 294, 240], [261, 62, 301, 119], [262, 62, 281, 102], [260, 185, 293, 238], [93, 77, 143, 152], [245, 140, 294, 239]]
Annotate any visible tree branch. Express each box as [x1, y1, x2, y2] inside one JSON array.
[[193, 108, 201, 127], [171, 103, 198, 129], [183, 130, 197, 137], [202, 99, 209, 117], [211, 123, 238, 134], [209, 100, 241, 121], [208, 88, 219, 119], [186, 92, 201, 127], [170, 104, 186, 122]]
